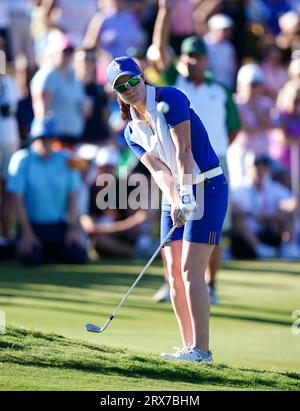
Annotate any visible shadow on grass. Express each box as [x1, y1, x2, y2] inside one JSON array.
[[0, 264, 163, 291], [211, 311, 291, 327], [222, 262, 300, 277], [218, 302, 292, 317], [1, 326, 299, 391]]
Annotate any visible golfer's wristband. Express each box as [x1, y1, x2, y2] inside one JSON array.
[[180, 185, 194, 205], [179, 185, 196, 217]]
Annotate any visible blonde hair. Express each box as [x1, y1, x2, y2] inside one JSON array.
[[277, 79, 300, 113]]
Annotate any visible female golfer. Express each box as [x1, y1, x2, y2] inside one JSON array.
[[107, 56, 228, 362]]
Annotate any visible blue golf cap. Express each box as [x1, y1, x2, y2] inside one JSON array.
[[106, 56, 141, 88], [30, 117, 57, 140]]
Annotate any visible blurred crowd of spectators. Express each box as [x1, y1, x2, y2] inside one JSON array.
[[1, 0, 300, 265]]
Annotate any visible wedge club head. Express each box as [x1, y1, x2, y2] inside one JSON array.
[[85, 323, 102, 333]]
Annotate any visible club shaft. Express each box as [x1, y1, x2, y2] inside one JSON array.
[[109, 224, 177, 320]]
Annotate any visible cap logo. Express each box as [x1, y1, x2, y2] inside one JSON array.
[[112, 61, 121, 72]]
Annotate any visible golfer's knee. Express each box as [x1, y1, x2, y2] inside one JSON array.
[[182, 262, 206, 283]]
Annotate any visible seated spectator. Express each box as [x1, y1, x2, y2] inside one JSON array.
[[74, 48, 112, 144], [0, 71, 20, 240], [77, 145, 153, 259], [227, 63, 275, 188], [7, 117, 87, 265], [204, 14, 237, 90], [30, 31, 86, 145], [260, 43, 288, 101], [231, 153, 300, 260], [269, 79, 300, 178]]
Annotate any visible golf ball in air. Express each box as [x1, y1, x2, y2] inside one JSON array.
[[157, 101, 170, 113]]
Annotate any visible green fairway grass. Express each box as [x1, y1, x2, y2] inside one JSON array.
[[1, 325, 299, 391], [0, 259, 300, 390]]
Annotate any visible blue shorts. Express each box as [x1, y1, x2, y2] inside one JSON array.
[[161, 174, 228, 245]]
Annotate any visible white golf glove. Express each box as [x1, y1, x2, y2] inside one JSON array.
[[179, 185, 196, 221]]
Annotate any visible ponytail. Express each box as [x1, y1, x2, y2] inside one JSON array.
[[117, 96, 131, 121]]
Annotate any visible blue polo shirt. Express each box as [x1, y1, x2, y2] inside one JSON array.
[[7, 148, 82, 224]]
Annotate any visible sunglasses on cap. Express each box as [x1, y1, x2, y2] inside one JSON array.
[[114, 75, 142, 93]]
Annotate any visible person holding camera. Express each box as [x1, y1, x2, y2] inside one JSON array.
[[0, 73, 20, 241]]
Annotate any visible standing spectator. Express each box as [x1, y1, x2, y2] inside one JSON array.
[[152, 0, 241, 305], [15, 55, 34, 143], [231, 153, 300, 259], [275, 11, 300, 62], [83, 0, 145, 58], [260, 44, 288, 101], [30, 31, 86, 145], [74, 48, 111, 144], [7, 117, 87, 265], [264, 0, 292, 35], [8, 0, 35, 70], [169, 0, 195, 54], [42, 0, 98, 47], [204, 14, 237, 90], [0, 72, 20, 240], [227, 64, 274, 188]]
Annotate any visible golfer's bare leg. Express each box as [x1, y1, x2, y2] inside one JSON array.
[[164, 240, 193, 347], [181, 241, 215, 352], [205, 245, 221, 288]]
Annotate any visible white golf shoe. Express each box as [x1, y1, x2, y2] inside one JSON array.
[[153, 282, 171, 303], [160, 346, 213, 363], [160, 346, 191, 359]]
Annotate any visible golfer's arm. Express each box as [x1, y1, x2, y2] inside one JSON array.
[[169, 120, 195, 187], [140, 152, 180, 205]]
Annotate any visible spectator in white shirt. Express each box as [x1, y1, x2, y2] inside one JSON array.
[[231, 152, 300, 260]]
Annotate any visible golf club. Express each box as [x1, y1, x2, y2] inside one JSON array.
[[85, 221, 179, 333]]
